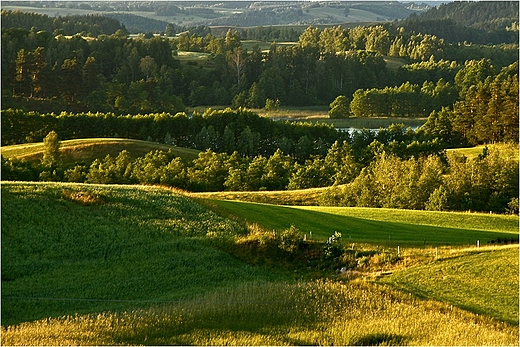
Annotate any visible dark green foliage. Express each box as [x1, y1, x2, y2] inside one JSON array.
[[323, 231, 343, 259], [1, 10, 126, 36], [2, 10, 518, 118], [0, 108, 342, 160], [396, 1, 519, 44], [329, 95, 350, 119]]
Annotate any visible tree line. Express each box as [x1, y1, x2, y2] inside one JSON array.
[[321, 146, 518, 214], [397, 1, 518, 45], [2, 108, 444, 163], [2, 130, 516, 214]]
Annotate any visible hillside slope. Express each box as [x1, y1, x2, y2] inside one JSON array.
[[2, 182, 518, 346], [197, 199, 518, 244], [398, 1, 518, 44], [1, 182, 280, 327]]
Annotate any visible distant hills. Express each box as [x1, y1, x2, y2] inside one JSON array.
[[1, 1, 517, 44], [396, 1, 519, 44], [1, 1, 431, 33]]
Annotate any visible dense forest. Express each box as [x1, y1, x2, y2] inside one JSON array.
[[1, 2, 519, 213]]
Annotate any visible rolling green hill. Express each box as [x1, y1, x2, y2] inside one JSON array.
[[1, 181, 279, 327], [0, 138, 200, 167], [1, 181, 518, 345]]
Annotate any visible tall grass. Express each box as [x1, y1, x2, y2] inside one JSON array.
[[1, 182, 281, 326], [3, 280, 517, 346], [2, 182, 518, 345]]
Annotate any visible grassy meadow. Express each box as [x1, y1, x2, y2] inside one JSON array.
[[2, 181, 518, 345], [447, 143, 520, 160], [1, 182, 281, 327]]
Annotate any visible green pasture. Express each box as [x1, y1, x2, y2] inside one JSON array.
[[382, 245, 519, 325], [175, 51, 211, 64], [1, 138, 200, 166], [383, 56, 408, 70], [1, 182, 518, 345], [1, 182, 281, 327], [202, 199, 518, 245]]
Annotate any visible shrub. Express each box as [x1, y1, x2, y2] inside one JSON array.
[[278, 225, 304, 253], [323, 231, 343, 259]]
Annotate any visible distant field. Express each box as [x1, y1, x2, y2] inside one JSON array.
[[176, 51, 211, 62], [384, 56, 408, 70], [200, 199, 518, 245], [447, 143, 519, 160], [2, 182, 518, 346], [1, 138, 200, 166], [254, 106, 428, 129], [1, 4, 408, 29]]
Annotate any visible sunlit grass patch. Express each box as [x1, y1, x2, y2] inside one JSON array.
[[2, 280, 518, 346], [381, 245, 519, 325], [0, 138, 201, 166]]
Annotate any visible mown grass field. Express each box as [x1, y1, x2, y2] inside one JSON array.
[[1, 138, 201, 166], [2, 182, 518, 345], [198, 199, 518, 245], [381, 245, 519, 325]]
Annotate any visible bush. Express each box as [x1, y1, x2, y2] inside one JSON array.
[[323, 231, 343, 259], [278, 225, 304, 253]]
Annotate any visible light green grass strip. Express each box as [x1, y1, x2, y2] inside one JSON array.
[[206, 199, 518, 245], [294, 206, 519, 234]]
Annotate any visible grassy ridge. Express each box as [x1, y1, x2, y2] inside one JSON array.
[[201, 199, 518, 245], [1, 138, 201, 166], [1, 182, 281, 327], [193, 187, 325, 206], [381, 246, 519, 325]]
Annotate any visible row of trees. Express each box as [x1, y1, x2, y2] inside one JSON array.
[[421, 61, 519, 146], [0, 136, 359, 192], [2, 107, 443, 165], [1, 108, 342, 158], [321, 146, 518, 214], [349, 79, 458, 118], [3, 131, 515, 213], [0, 10, 126, 36]]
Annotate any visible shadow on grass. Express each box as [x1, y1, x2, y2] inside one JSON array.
[[208, 199, 513, 246], [352, 333, 408, 346]]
